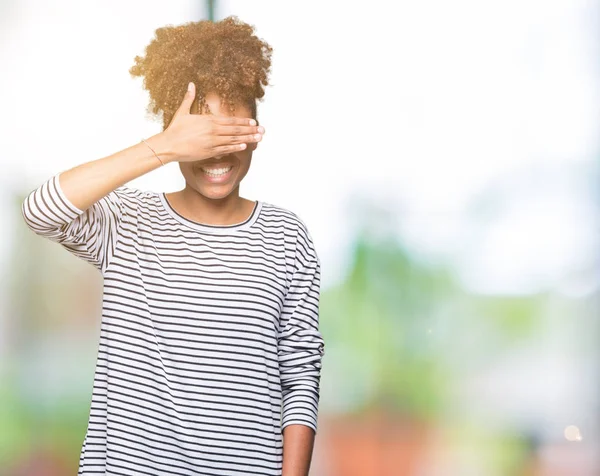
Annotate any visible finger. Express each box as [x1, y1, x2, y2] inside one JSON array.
[[211, 143, 248, 155], [174, 82, 196, 117], [212, 115, 257, 127], [214, 133, 262, 146], [215, 124, 264, 136]]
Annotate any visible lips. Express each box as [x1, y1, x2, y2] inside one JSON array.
[[201, 165, 232, 173], [196, 162, 235, 183]]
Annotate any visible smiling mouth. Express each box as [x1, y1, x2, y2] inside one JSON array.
[[200, 165, 233, 177], [196, 163, 235, 183]]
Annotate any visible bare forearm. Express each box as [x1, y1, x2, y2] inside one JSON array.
[[59, 132, 176, 211], [282, 424, 316, 476], [51, 81, 263, 212]]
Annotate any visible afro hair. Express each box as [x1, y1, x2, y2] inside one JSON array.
[[129, 16, 273, 130]]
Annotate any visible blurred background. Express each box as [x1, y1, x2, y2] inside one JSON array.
[[1, 0, 599, 474]]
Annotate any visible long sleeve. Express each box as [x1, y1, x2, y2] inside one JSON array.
[[21, 173, 131, 273], [278, 222, 326, 435]]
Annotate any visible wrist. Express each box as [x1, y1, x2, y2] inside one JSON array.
[[145, 132, 178, 165]]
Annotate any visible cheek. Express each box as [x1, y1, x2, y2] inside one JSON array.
[[234, 152, 252, 170], [241, 159, 252, 177], [179, 163, 200, 185], [179, 163, 193, 178]]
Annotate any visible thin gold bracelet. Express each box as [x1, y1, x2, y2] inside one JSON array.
[[141, 138, 165, 166]]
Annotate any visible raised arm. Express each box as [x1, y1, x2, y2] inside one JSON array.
[[21, 82, 263, 271], [46, 81, 263, 211]]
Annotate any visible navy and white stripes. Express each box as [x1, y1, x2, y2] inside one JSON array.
[[22, 173, 325, 476]]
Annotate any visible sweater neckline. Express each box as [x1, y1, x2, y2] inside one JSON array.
[[159, 193, 262, 234]]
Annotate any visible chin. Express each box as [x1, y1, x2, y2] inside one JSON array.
[[193, 177, 240, 201], [196, 186, 237, 201]]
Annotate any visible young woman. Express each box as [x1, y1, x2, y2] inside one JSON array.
[[21, 16, 325, 476]]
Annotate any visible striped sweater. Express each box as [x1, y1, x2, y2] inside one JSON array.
[[21, 173, 325, 476]]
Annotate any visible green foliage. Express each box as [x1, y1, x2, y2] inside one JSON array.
[[471, 295, 544, 340], [321, 232, 454, 420], [320, 224, 545, 420]]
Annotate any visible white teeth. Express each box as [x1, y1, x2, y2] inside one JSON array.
[[201, 166, 232, 176]]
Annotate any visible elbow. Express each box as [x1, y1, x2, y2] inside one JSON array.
[[279, 347, 324, 397], [21, 192, 43, 233], [21, 190, 60, 237]]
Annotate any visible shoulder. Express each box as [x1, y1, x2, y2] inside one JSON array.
[[260, 200, 318, 261], [259, 200, 312, 235]]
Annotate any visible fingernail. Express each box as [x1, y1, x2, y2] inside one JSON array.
[[188, 82, 193, 92], [258, 126, 265, 133], [249, 119, 257, 126]]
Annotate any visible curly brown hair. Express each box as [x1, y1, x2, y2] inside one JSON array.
[[129, 16, 272, 130]]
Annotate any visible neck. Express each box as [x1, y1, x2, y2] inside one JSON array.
[[178, 185, 250, 225]]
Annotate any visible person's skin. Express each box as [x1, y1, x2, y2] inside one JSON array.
[[54, 82, 317, 474], [58, 82, 262, 212], [173, 92, 318, 476], [164, 91, 260, 225], [282, 424, 316, 476]]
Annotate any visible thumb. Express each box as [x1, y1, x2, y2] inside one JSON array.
[[175, 82, 196, 116]]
